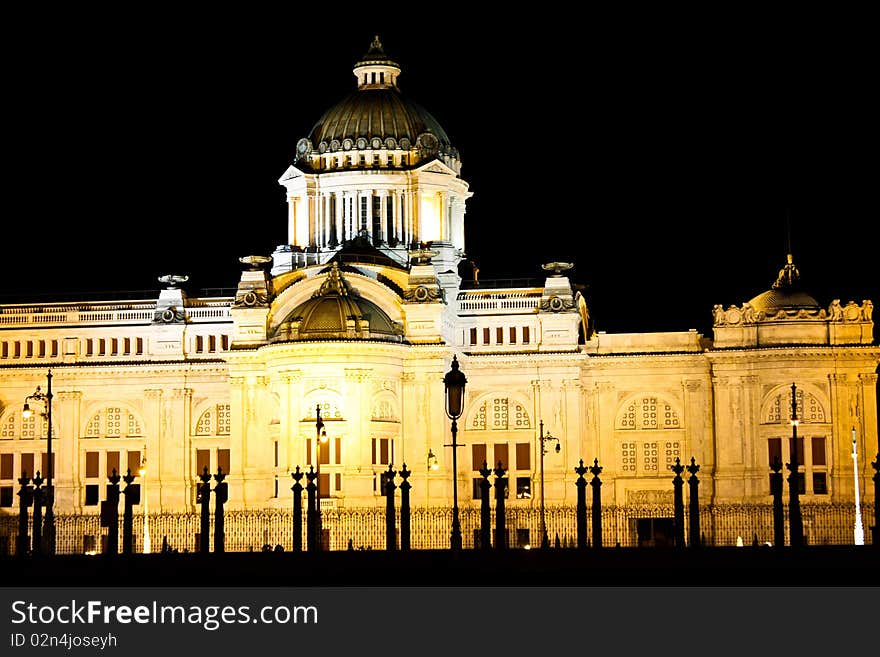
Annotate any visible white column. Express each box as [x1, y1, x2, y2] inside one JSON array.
[[334, 191, 343, 245], [378, 192, 387, 244]]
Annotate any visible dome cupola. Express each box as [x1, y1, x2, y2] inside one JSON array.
[[292, 36, 460, 173], [746, 254, 820, 314]]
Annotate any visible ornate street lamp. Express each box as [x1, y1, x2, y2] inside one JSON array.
[[22, 370, 54, 555], [443, 355, 467, 550], [538, 419, 560, 549], [315, 404, 328, 550]]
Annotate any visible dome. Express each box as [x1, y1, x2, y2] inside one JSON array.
[[746, 254, 820, 313], [292, 37, 459, 171], [273, 263, 404, 342]]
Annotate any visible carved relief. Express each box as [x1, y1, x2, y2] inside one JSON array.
[[540, 295, 575, 312], [626, 490, 674, 505]]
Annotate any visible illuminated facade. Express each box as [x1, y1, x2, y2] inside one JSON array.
[[0, 38, 877, 547]]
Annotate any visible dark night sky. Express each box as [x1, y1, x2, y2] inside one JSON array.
[[3, 12, 876, 337]]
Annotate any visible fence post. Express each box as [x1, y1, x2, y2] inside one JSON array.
[[306, 466, 318, 552], [121, 468, 140, 555], [686, 458, 701, 548], [31, 472, 44, 556], [494, 461, 507, 550], [574, 459, 588, 550], [872, 453, 879, 547], [17, 474, 33, 557], [589, 458, 603, 549], [479, 461, 492, 549], [399, 464, 411, 551], [198, 467, 212, 554], [384, 464, 397, 551], [770, 456, 784, 548], [671, 457, 685, 548], [213, 468, 227, 554], [105, 469, 121, 556], [291, 466, 304, 552]]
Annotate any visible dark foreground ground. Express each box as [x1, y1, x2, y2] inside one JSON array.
[[3, 545, 879, 586]]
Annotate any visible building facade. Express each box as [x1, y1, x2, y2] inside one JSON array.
[[1, 38, 877, 549]]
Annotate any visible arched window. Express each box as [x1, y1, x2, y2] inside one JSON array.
[[763, 388, 826, 424], [617, 396, 681, 430], [195, 403, 231, 436], [84, 407, 143, 439], [470, 397, 531, 431], [0, 411, 51, 440], [371, 398, 398, 422]]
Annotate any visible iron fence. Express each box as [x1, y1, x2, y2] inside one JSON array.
[[0, 502, 873, 555]]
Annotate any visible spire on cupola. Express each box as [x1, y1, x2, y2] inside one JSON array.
[[353, 35, 401, 89]]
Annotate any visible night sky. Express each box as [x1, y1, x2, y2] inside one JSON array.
[[4, 14, 876, 337]]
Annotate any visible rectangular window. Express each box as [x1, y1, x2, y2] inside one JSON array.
[[516, 443, 530, 470], [516, 477, 532, 498], [472, 443, 487, 471], [85, 452, 99, 478], [41, 453, 54, 479], [274, 477, 279, 498], [26, 342, 33, 358], [811, 437, 826, 465], [472, 477, 483, 499], [812, 472, 827, 494], [123, 338, 131, 355], [21, 454, 34, 479], [98, 339, 105, 356], [318, 439, 330, 465], [85, 340, 93, 357], [768, 437, 782, 467], [319, 473, 330, 499], [273, 441, 278, 468], [0, 486, 12, 507], [335, 473, 342, 492], [496, 327, 504, 344], [38, 340, 45, 357], [196, 449, 211, 476], [334, 437, 342, 465], [522, 327, 530, 344], [209, 335, 217, 352], [1, 342, 7, 359], [127, 451, 141, 477], [111, 338, 118, 355], [469, 328, 477, 345], [51, 340, 59, 357], [218, 449, 230, 475], [372, 438, 391, 465], [84, 484, 99, 506], [494, 444, 509, 470], [0, 453, 12, 480], [106, 451, 120, 478], [221, 335, 230, 350], [195, 335, 203, 352], [510, 327, 517, 344], [482, 328, 490, 345], [136, 338, 144, 355]]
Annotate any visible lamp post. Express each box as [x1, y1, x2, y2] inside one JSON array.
[[22, 370, 54, 556], [538, 419, 560, 549], [852, 427, 865, 545], [139, 449, 150, 554], [314, 404, 328, 550], [443, 355, 467, 551]]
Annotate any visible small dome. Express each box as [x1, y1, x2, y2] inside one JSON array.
[[747, 254, 820, 313], [273, 263, 403, 342]]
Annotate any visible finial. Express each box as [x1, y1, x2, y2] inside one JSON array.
[[158, 274, 189, 289], [541, 262, 574, 277], [771, 253, 800, 290]]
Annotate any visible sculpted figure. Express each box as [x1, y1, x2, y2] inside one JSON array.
[[712, 304, 726, 325], [829, 299, 843, 321], [862, 300, 873, 322], [742, 303, 757, 324]]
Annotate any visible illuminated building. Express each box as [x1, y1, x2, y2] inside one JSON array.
[[0, 37, 876, 550]]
